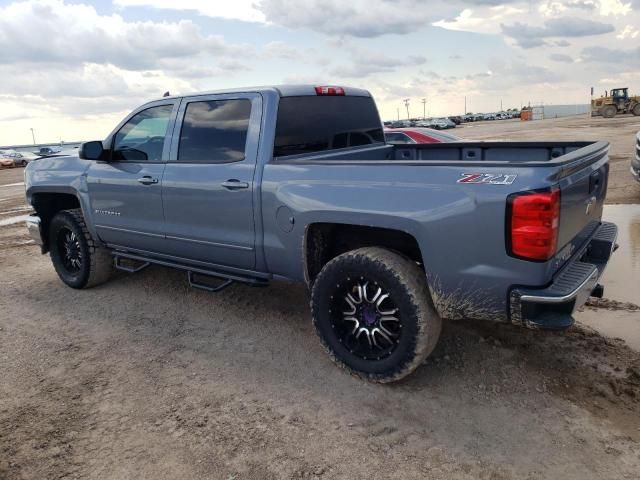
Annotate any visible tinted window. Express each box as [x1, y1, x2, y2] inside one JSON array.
[[274, 96, 384, 157], [178, 99, 251, 163], [113, 104, 173, 161]]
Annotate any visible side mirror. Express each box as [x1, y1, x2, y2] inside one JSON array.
[[79, 141, 105, 160]]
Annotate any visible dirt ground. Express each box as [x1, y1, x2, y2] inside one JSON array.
[[1, 116, 640, 480]]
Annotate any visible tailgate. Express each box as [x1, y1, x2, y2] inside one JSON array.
[[555, 143, 609, 263]]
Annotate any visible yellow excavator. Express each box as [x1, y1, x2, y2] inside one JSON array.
[[591, 87, 640, 118]]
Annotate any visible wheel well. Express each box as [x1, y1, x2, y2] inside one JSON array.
[[304, 223, 423, 284], [31, 193, 81, 252]]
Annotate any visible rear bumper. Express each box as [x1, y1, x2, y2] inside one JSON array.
[[25, 214, 44, 246], [633, 134, 640, 182], [631, 149, 640, 182], [509, 222, 618, 330]]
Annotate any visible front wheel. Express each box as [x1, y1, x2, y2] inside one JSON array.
[[601, 105, 617, 118], [311, 247, 442, 383], [632, 104, 640, 116], [49, 209, 113, 289]]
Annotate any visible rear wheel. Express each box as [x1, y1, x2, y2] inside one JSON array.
[[311, 247, 441, 383], [632, 104, 640, 116], [601, 105, 617, 118], [49, 209, 113, 289]]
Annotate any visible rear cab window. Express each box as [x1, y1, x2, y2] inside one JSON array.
[[274, 96, 384, 157]]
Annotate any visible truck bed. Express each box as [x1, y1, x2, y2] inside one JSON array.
[[392, 141, 605, 164], [273, 141, 608, 169]]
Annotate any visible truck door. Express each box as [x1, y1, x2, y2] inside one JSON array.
[[161, 93, 262, 270], [87, 100, 178, 253]]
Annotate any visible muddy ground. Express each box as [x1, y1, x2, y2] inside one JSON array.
[[1, 114, 640, 480]]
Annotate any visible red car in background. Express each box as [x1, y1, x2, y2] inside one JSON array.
[[384, 127, 461, 144]]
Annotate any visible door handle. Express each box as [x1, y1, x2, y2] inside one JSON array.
[[221, 179, 249, 190], [137, 176, 159, 185]]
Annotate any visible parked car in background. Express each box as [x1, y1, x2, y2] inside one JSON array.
[[384, 127, 461, 144], [5, 152, 38, 166], [0, 156, 15, 168], [448, 116, 462, 125], [33, 146, 61, 156], [390, 120, 411, 128], [427, 118, 454, 130], [632, 130, 640, 182]]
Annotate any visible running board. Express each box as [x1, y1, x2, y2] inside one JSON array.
[[112, 251, 270, 291]]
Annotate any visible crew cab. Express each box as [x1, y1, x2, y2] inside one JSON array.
[[25, 85, 617, 382]]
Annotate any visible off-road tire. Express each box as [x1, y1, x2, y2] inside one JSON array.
[[632, 104, 640, 116], [601, 105, 617, 118], [311, 247, 442, 383], [49, 209, 113, 289]]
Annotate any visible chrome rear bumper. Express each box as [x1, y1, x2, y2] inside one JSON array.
[[25, 214, 43, 246], [510, 222, 618, 330]]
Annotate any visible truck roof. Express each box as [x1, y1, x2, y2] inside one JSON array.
[[152, 85, 372, 103]]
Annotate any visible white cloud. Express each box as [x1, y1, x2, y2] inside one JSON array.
[[329, 46, 427, 77], [433, 6, 526, 34], [501, 17, 615, 48], [597, 0, 632, 15], [0, 0, 252, 70], [116, 0, 461, 37], [617, 25, 640, 39], [113, 0, 266, 22]]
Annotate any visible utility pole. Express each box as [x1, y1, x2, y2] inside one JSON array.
[[403, 98, 410, 120], [464, 96, 467, 115], [397, 107, 400, 121], [30, 128, 36, 145], [500, 99, 503, 111], [421, 98, 426, 119]]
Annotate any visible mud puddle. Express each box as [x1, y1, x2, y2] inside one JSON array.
[[577, 204, 640, 350], [597, 204, 640, 304]]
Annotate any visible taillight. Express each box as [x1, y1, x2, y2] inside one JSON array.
[[315, 86, 345, 96], [507, 187, 560, 261]]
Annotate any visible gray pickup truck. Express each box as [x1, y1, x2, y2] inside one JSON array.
[[25, 85, 618, 382]]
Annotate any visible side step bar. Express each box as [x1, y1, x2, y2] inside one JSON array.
[[188, 271, 233, 292], [112, 251, 270, 292], [114, 256, 150, 273]]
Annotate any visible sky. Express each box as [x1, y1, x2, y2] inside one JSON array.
[[0, 0, 639, 145]]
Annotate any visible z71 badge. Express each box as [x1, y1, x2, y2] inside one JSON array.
[[457, 173, 517, 185]]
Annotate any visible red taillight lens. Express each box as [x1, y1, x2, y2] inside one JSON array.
[[508, 187, 560, 261], [315, 86, 345, 96]]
